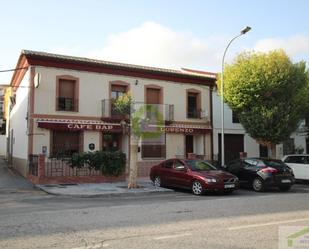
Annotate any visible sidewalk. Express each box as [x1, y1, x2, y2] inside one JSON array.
[[0, 158, 35, 193], [36, 179, 173, 197]]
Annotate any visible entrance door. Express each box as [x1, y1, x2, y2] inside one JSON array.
[[185, 135, 194, 158], [146, 88, 161, 122], [103, 133, 122, 151], [146, 88, 160, 104], [218, 134, 244, 164]]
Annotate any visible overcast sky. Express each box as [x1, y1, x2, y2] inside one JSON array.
[[1, 0, 308, 83]]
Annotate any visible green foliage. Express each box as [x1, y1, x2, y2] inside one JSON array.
[[218, 50, 309, 145], [131, 104, 164, 139], [66, 151, 126, 176], [113, 91, 132, 115]]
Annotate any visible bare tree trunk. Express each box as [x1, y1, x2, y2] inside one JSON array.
[[128, 134, 139, 189]]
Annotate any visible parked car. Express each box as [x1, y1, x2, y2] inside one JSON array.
[[282, 154, 309, 180], [225, 158, 295, 192], [150, 158, 239, 195]]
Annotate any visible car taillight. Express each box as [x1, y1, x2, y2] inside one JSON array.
[[260, 167, 278, 173]]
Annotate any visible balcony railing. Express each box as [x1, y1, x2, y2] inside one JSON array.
[[101, 99, 174, 122], [101, 99, 129, 120], [187, 108, 202, 119], [57, 97, 78, 112]]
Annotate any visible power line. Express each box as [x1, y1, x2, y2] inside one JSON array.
[[0, 67, 28, 73]]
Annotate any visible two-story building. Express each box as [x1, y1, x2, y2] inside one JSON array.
[[212, 91, 308, 163], [8, 50, 216, 181]]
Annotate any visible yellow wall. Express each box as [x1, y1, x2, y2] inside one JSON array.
[[3, 87, 12, 120]]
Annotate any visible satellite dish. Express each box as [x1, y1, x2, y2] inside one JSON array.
[[34, 73, 41, 88]]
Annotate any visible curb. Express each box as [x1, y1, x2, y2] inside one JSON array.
[[35, 185, 174, 198]]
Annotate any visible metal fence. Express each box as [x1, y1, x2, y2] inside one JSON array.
[[45, 157, 102, 177]]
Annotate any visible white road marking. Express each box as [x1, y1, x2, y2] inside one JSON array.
[[153, 232, 191, 240], [228, 218, 309, 230]]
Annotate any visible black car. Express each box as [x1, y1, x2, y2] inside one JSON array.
[[225, 158, 295, 192]]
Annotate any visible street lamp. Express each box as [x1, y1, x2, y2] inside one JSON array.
[[221, 26, 251, 166]]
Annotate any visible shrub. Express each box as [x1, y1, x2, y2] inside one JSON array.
[[66, 150, 126, 176]]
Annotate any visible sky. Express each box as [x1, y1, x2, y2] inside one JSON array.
[[1, 0, 309, 84]]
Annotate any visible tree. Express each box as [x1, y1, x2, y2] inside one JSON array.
[[217, 50, 309, 157], [113, 92, 164, 188], [113, 92, 138, 188]]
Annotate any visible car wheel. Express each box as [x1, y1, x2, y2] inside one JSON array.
[[252, 177, 264, 192], [192, 180, 203, 195], [153, 176, 162, 188], [279, 185, 292, 192]]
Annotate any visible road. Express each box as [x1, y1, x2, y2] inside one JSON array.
[[0, 182, 309, 249]]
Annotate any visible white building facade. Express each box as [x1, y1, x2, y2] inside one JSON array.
[[8, 50, 216, 178], [212, 91, 308, 163]]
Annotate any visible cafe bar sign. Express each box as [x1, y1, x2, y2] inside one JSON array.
[[67, 123, 115, 131], [37, 119, 122, 132]]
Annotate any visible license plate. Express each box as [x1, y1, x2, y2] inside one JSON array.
[[224, 184, 235, 189], [281, 179, 291, 183]]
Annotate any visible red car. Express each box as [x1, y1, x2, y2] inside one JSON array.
[[150, 158, 239, 195]]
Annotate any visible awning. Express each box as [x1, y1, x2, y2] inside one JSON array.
[[142, 124, 211, 134], [36, 118, 123, 132], [36, 118, 211, 134]]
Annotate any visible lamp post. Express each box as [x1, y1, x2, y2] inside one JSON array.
[[221, 26, 251, 166]]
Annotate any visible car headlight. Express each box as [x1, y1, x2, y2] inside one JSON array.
[[204, 178, 217, 183]]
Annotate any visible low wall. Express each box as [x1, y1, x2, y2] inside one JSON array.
[[27, 155, 126, 185]]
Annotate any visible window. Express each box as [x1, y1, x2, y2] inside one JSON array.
[[141, 134, 166, 159], [174, 160, 187, 170], [187, 90, 201, 119], [227, 160, 243, 172], [145, 87, 162, 123], [111, 84, 128, 116], [52, 131, 80, 157], [185, 160, 216, 171], [163, 160, 174, 168], [56, 77, 78, 112], [285, 156, 304, 164], [232, 111, 240, 123]]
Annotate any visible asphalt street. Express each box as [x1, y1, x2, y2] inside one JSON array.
[[0, 160, 309, 249]]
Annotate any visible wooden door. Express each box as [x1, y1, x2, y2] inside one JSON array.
[[185, 135, 194, 158]]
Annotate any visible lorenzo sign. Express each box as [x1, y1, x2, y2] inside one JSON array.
[[37, 121, 122, 132], [160, 126, 210, 134]]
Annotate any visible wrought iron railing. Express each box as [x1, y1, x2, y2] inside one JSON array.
[[56, 97, 78, 111], [45, 157, 101, 177], [101, 99, 174, 122]]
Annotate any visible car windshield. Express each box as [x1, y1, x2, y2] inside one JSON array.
[[185, 160, 217, 171]]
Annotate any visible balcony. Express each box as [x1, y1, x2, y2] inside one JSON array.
[[57, 97, 78, 112], [101, 99, 174, 122], [101, 99, 129, 122], [187, 108, 209, 120]]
